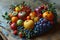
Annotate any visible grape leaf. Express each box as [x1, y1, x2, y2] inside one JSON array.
[[2, 15, 5, 18], [5, 12, 8, 15]]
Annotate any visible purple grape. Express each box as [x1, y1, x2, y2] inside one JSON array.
[[47, 21, 51, 24], [47, 23, 51, 27], [43, 18, 48, 22], [39, 24, 43, 27], [37, 22, 40, 25], [33, 18, 53, 36], [40, 20, 43, 23], [39, 18, 44, 21], [36, 25, 39, 28], [43, 23, 47, 27]]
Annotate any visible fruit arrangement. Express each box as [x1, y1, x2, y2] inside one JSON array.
[[2, 2, 57, 39]]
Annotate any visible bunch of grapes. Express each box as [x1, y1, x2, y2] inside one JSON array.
[[33, 18, 53, 35]]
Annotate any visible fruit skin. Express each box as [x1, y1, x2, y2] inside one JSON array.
[[43, 11, 54, 21], [17, 19, 23, 26], [34, 17, 39, 23], [29, 12, 37, 20], [29, 12, 37, 17], [15, 7, 20, 12], [11, 17, 18, 23], [13, 30, 18, 35], [10, 23, 17, 30], [26, 16, 31, 20], [19, 32, 23, 38], [24, 20, 34, 30], [40, 5, 44, 10], [33, 18, 53, 35], [21, 6, 31, 14], [38, 13, 42, 18], [34, 7, 40, 14], [18, 11, 26, 19]]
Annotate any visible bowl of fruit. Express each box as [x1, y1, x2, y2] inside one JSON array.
[[2, 2, 57, 39]]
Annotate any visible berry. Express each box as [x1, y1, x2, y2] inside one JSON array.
[[34, 18, 53, 35], [19, 32, 23, 38], [40, 5, 44, 10], [39, 24, 43, 27], [13, 30, 18, 35], [43, 23, 47, 27]]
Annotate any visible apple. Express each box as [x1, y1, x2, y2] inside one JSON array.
[[10, 23, 17, 30], [24, 20, 34, 30], [34, 17, 39, 23], [19, 32, 23, 38], [13, 30, 18, 35], [18, 11, 26, 19], [17, 19, 23, 26]]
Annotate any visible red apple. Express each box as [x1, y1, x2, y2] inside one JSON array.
[[13, 30, 18, 35], [18, 11, 26, 19], [10, 23, 17, 30]]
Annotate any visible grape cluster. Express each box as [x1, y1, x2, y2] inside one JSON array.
[[33, 18, 52, 35], [17, 26, 33, 38]]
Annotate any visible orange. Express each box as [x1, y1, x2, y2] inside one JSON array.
[[43, 11, 54, 21], [29, 12, 37, 17], [11, 17, 18, 23]]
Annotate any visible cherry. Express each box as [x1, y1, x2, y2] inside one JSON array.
[[13, 30, 18, 35]]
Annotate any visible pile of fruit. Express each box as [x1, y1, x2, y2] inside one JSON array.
[[2, 2, 57, 39]]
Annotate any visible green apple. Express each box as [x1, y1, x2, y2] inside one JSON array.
[[24, 20, 34, 30], [17, 19, 23, 26]]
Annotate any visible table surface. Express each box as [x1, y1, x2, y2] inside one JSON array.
[[0, 0, 60, 40]]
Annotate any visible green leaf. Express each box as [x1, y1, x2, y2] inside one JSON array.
[[2, 15, 5, 18], [5, 15, 11, 20], [42, 10, 46, 13], [5, 12, 8, 15]]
